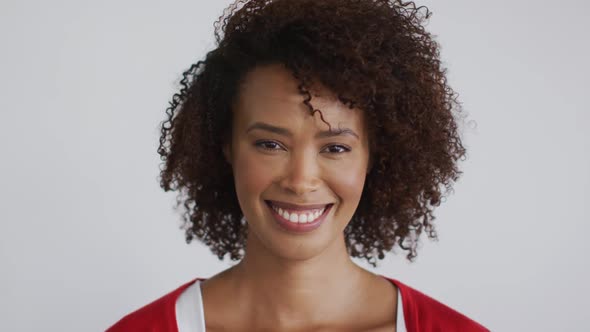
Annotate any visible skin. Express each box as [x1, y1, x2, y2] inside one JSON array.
[[200, 63, 398, 331]]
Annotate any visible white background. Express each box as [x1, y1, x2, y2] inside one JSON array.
[[1, 0, 588, 331]]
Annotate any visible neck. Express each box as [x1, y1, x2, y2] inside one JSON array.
[[228, 232, 370, 328]]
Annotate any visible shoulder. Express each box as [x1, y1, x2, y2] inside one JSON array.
[[105, 278, 203, 332], [381, 276, 490, 332]]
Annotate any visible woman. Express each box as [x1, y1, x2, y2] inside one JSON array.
[[108, 0, 489, 331]]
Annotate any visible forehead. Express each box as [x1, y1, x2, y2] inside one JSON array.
[[233, 64, 364, 129]]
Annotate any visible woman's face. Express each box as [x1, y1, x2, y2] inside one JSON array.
[[225, 63, 370, 261]]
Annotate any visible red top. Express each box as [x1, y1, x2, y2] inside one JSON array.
[[106, 276, 490, 331]]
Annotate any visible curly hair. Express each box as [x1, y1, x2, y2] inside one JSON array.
[[157, 0, 467, 268]]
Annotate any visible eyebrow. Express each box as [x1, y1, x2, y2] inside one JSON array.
[[245, 122, 359, 140]]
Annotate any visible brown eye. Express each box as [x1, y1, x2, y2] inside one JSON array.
[[322, 144, 351, 154], [255, 140, 284, 151]]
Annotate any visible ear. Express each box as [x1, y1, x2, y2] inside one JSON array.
[[222, 143, 232, 165]]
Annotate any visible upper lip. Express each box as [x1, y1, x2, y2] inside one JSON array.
[[266, 200, 332, 211]]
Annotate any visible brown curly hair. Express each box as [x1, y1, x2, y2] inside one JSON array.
[[157, 0, 467, 268]]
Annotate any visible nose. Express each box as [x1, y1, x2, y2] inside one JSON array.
[[278, 149, 321, 196]]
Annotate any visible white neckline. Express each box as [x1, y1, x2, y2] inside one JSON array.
[[176, 279, 405, 332], [175, 280, 206, 332], [396, 284, 406, 331]]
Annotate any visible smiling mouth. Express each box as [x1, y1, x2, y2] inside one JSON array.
[[265, 201, 334, 233]]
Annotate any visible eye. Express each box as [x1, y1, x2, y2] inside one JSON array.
[[255, 140, 284, 151], [322, 144, 351, 154]]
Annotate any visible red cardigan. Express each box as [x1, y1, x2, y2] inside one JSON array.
[[106, 276, 489, 331]]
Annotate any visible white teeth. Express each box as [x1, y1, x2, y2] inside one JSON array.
[[269, 202, 327, 224]]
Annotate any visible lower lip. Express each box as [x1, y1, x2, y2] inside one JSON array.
[[266, 202, 333, 234]]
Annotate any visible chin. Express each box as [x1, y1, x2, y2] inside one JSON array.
[[267, 240, 329, 261], [249, 211, 339, 261]]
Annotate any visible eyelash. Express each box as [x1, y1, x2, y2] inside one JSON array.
[[255, 140, 351, 154]]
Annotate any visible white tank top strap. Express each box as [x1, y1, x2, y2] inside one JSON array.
[[396, 287, 406, 331], [175, 280, 206, 332]]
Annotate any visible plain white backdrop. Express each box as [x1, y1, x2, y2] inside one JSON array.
[[1, 0, 588, 331]]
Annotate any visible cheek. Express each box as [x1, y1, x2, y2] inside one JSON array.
[[326, 158, 368, 205], [232, 146, 274, 200]]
